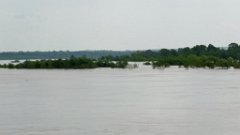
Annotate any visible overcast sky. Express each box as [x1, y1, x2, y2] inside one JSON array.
[[0, 0, 240, 51]]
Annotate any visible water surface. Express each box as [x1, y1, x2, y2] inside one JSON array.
[[0, 64, 240, 135]]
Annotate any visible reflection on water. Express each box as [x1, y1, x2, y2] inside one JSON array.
[[0, 64, 240, 135]]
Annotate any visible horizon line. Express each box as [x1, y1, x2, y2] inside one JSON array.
[[0, 46, 229, 53]]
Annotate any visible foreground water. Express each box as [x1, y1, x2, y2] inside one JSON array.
[[0, 64, 240, 135]]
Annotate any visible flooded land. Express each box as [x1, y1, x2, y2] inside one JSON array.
[[0, 63, 240, 135]]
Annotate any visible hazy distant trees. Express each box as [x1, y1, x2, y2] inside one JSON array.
[[0, 51, 132, 60]]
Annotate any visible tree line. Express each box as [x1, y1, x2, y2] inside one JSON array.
[[100, 43, 240, 68], [1, 43, 240, 69]]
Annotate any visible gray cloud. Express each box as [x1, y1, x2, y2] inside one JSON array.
[[0, 0, 240, 51]]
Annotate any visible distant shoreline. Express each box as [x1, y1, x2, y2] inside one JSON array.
[[1, 43, 240, 69]]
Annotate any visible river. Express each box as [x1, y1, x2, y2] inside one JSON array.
[[0, 63, 240, 135]]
